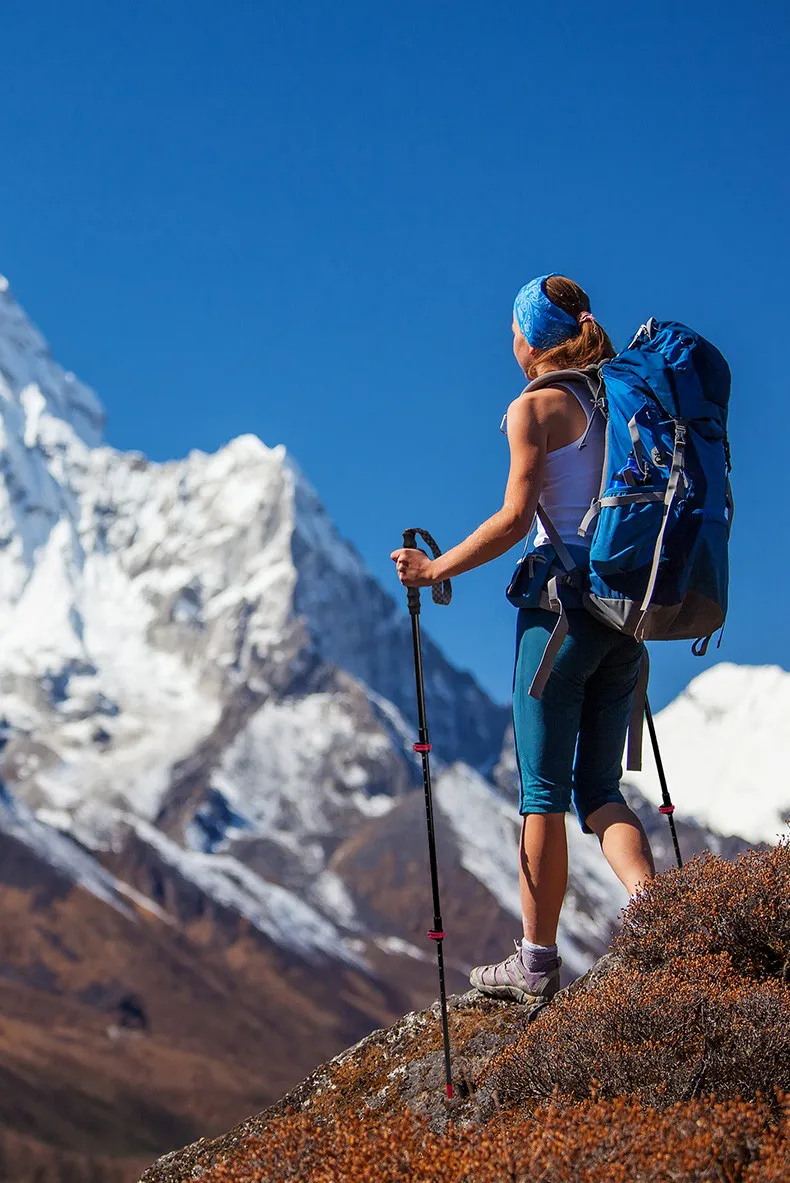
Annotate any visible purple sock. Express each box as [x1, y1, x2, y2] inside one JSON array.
[[521, 938, 559, 973]]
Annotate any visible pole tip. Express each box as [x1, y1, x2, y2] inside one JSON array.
[[446, 1083, 454, 1099]]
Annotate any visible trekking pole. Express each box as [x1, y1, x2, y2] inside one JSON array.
[[644, 696, 683, 869], [401, 527, 454, 1099]]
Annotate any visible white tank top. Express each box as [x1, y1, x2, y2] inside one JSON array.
[[501, 380, 604, 551]]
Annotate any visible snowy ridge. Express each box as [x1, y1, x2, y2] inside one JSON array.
[[206, 674, 407, 854], [626, 663, 790, 844], [0, 780, 129, 913], [0, 275, 103, 448], [290, 470, 510, 770], [128, 817, 365, 966], [436, 764, 522, 920]]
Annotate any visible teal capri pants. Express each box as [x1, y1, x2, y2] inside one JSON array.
[[512, 604, 644, 831]]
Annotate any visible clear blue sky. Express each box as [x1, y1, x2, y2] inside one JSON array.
[[1, 0, 787, 709]]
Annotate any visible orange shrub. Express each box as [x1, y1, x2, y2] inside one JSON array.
[[484, 953, 790, 1108], [613, 843, 790, 979], [198, 1094, 790, 1182]]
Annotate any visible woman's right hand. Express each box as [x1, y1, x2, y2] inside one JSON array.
[[390, 547, 436, 587]]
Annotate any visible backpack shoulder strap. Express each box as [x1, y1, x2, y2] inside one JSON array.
[[535, 504, 576, 574], [525, 367, 603, 397], [526, 367, 607, 452], [526, 504, 582, 701]]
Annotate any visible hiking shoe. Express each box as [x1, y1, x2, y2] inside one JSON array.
[[469, 941, 561, 1006]]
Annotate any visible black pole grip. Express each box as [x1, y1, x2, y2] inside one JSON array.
[[402, 530, 421, 616], [400, 528, 452, 608]]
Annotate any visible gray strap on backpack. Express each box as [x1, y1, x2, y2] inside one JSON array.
[[628, 414, 649, 478], [579, 489, 665, 537], [626, 648, 650, 771], [527, 504, 576, 700], [528, 573, 570, 700], [635, 423, 687, 640], [535, 504, 577, 574]]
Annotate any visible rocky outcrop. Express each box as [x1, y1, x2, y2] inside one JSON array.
[[138, 956, 621, 1183]]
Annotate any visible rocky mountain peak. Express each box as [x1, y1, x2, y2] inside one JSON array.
[[0, 276, 104, 447]]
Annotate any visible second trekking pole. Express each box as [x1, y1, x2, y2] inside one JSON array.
[[401, 527, 454, 1099], [645, 695, 683, 869]]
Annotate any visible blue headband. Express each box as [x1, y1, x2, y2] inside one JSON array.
[[513, 275, 581, 350]]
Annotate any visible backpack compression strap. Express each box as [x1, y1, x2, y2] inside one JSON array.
[[635, 422, 687, 641]]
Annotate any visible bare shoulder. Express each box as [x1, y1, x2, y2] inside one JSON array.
[[508, 384, 586, 451], [507, 386, 569, 425], [504, 390, 550, 447]]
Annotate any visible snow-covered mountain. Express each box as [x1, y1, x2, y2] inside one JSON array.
[[626, 663, 790, 844], [0, 274, 504, 842]]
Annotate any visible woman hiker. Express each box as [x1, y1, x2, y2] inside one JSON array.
[[391, 274, 655, 1007]]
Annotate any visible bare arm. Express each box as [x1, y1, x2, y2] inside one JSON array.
[[391, 393, 549, 586]]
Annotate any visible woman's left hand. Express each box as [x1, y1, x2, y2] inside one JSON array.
[[390, 547, 436, 587]]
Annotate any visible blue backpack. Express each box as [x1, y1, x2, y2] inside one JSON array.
[[514, 319, 733, 764]]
